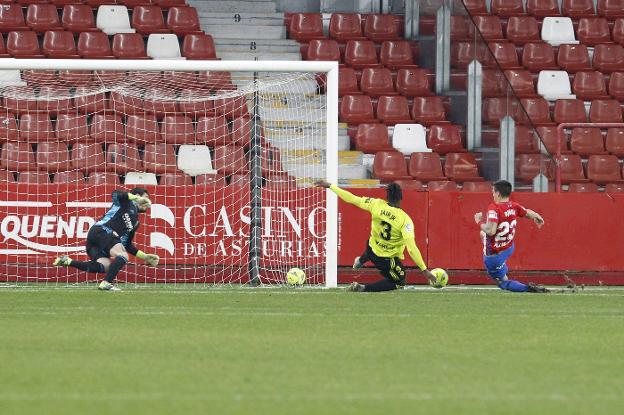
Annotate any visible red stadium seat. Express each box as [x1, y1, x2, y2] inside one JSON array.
[[0, 113, 18, 141], [288, 13, 324, 42], [444, 152, 482, 182], [521, 42, 558, 72], [143, 88, 178, 118], [196, 173, 226, 187], [56, 114, 89, 142], [504, 69, 536, 97], [450, 16, 474, 41], [213, 144, 248, 175], [213, 91, 248, 119], [597, 0, 624, 18], [593, 44, 624, 73], [428, 124, 464, 154], [43, 30, 79, 58], [372, 151, 411, 181], [393, 179, 423, 191], [71, 142, 105, 173], [143, 143, 177, 174], [360, 67, 395, 97], [306, 39, 340, 61], [608, 72, 624, 100], [161, 115, 194, 144], [515, 153, 546, 182], [606, 128, 624, 156], [19, 113, 55, 142], [90, 113, 124, 142], [570, 128, 607, 156], [512, 125, 540, 153], [87, 172, 120, 185], [160, 172, 192, 186], [562, 0, 596, 18], [182, 34, 217, 60], [2, 142, 35, 171], [3, 87, 38, 116], [472, 16, 504, 41], [573, 71, 608, 100], [488, 42, 521, 69], [527, 0, 560, 16], [364, 14, 401, 41], [557, 44, 591, 72], [395, 68, 432, 97], [605, 182, 624, 192], [408, 152, 446, 182], [106, 143, 142, 173], [26, 4, 62, 33], [77, 31, 113, 59], [167, 6, 201, 35], [379, 40, 416, 69], [376, 95, 412, 124], [18, 171, 50, 183], [196, 116, 229, 146], [6, 31, 45, 58], [338, 67, 360, 96], [340, 95, 376, 123], [506, 16, 540, 44], [112, 33, 148, 59], [554, 154, 588, 183], [132, 6, 168, 35], [520, 97, 553, 125], [577, 17, 611, 45], [354, 123, 392, 153], [154, 0, 187, 7], [462, 0, 488, 15], [110, 91, 144, 115], [463, 181, 493, 192], [37, 86, 72, 115], [230, 116, 252, 147], [0, 33, 9, 58], [553, 99, 587, 123], [589, 99, 623, 123], [411, 96, 446, 125], [614, 18, 624, 45], [0, 5, 28, 33], [126, 114, 161, 143], [179, 89, 214, 117], [568, 182, 599, 192], [62, 4, 96, 33], [329, 13, 365, 41], [587, 154, 623, 184], [54, 171, 85, 184], [492, 0, 525, 17], [481, 69, 506, 98], [451, 42, 478, 69], [344, 40, 378, 68], [537, 125, 571, 154], [36, 142, 70, 172], [58, 70, 93, 87], [427, 180, 458, 191]]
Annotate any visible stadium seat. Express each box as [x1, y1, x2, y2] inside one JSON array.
[[411, 96, 446, 125], [124, 172, 158, 185], [96, 5, 135, 35], [132, 6, 168, 35], [36, 142, 70, 172], [360, 67, 395, 97], [462, 0, 488, 15], [143, 143, 177, 174], [159, 115, 193, 144], [329, 13, 365, 41], [577, 17, 611, 45], [112, 33, 148, 59], [536, 125, 570, 154], [557, 44, 591, 72], [1, 142, 35, 171], [606, 128, 624, 156], [553, 99, 588, 123], [393, 179, 423, 191], [53, 171, 85, 184], [537, 71, 575, 100], [18, 171, 50, 184], [512, 125, 539, 153], [213, 91, 248, 120], [515, 153, 546, 182], [491, 0, 525, 17], [26, 4, 62, 33], [147, 33, 183, 59], [451, 42, 478, 69], [392, 124, 429, 155], [605, 182, 624, 192], [340, 95, 376, 123], [90, 113, 124, 142], [573, 71, 609, 100], [37, 86, 73, 115], [427, 180, 458, 191], [503, 70, 536, 97], [306, 39, 340, 61], [463, 181, 493, 192], [338, 67, 360, 96], [177, 145, 217, 176], [195, 173, 227, 187], [520, 97, 553, 125], [154, 0, 187, 7], [450, 16, 474, 41], [3, 86, 38, 116], [167, 6, 201, 35], [597, 0, 624, 18], [126, 114, 160, 143], [506, 16, 540, 44], [521, 42, 558, 72], [562, 0, 596, 18], [73, 88, 107, 115], [106, 143, 142, 173], [76, 31, 113, 59], [570, 128, 607, 156], [408, 152, 446, 181], [0, 35, 10, 58], [19, 113, 55, 142], [527, 0, 560, 17], [395, 68, 432, 97], [614, 19, 624, 45], [376, 95, 412, 124], [288, 13, 324, 42], [58, 70, 93, 87], [364, 14, 401, 41], [354, 123, 391, 153], [71, 142, 105, 172], [568, 182, 599, 192], [160, 172, 192, 186], [444, 152, 482, 182], [178, 89, 214, 117], [182, 34, 217, 60], [0, 114, 18, 141], [542, 17, 578, 46], [487, 42, 521, 69], [587, 154, 623, 184], [372, 151, 411, 181], [56, 114, 89, 142], [379, 40, 416, 69], [213, 144, 248, 175], [196, 116, 229, 146], [589, 99, 623, 123], [472, 16, 504, 41], [0, 5, 28, 32], [593, 44, 624, 73], [61, 5, 96, 33], [110, 91, 144, 115], [6, 31, 45, 58], [43, 31, 79, 58], [554, 154, 588, 183], [428, 124, 464, 154], [344, 40, 378, 68], [230, 117, 252, 147], [608, 72, 624, 100]]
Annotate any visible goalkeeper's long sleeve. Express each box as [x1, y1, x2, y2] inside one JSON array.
[[328, 184, 372, 212], [405, 238, 427, 271]]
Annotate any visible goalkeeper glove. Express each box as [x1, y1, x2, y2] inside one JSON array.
[[137, 251, 160, 267]]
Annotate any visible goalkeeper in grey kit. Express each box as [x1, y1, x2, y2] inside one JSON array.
[[53, 188, 160, 291]]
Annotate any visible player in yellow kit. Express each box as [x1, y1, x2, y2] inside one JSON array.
[[316, 181, 435, 291]]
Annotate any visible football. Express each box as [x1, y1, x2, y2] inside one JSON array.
[[286, 267, 306, 286], [429, 268, 449, 289]]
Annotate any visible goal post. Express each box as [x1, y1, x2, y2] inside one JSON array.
[[0, 59, 339, 288]]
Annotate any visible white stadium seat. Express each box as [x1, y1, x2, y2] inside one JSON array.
[[96, 6, 136, 35], [146, 34, 185, 60], [392, 124, 430, 155], [537, 70, 576, 101], [177, 145, 218, 176], [0, 70, 26, 87], [124, 172, 157, 185], [541, 17, 579, 46]]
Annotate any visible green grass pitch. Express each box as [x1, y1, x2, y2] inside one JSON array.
[[1, 286, 623, 415]]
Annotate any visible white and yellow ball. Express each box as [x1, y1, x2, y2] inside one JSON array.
[[286, 267, 306, 286], [429, 268, 449, 289]]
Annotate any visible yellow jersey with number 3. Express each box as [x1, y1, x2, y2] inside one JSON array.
[[358, 197, 415, 259]]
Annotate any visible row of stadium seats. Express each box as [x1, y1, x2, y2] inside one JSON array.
[[0, 0, 186, 7], [373, 151, 482, 182], [286, 13, 404, 42], [339, 95, 447, 125], [0, 4, 201, 36], [303, 39, 418, 69], [0, 31, 215, 59], [398, 179, 624, 192], [354, 123, 463, 155], [339, 67, 433, 97], [463, 0, 623, 19], [515, 152, 624, 184]]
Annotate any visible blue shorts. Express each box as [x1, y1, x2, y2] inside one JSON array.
[[483, 244, 515, 281]]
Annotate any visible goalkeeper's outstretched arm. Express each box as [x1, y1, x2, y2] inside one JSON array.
[[316, 181, 371, 211], [126, 230, 160, 267]]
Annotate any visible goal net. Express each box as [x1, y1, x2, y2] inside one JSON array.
[[0, 60, 338, 288]]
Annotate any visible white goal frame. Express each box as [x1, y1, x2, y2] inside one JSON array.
[[0, 59, 339, 288]]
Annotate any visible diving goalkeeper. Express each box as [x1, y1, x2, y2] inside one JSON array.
[[317, 181, 435, 291], [53, 188, 160, 291]]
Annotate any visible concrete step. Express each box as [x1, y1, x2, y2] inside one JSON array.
[[198, 12, 284, 26], [218, 51, 301, 60], [216, 43, 300, 53], [188, 0, 277, 13], [214, 38, 298, 47], [205, 25, 286, 40]]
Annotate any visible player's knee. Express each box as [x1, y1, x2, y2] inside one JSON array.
[[112, 251, 129, 262]]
